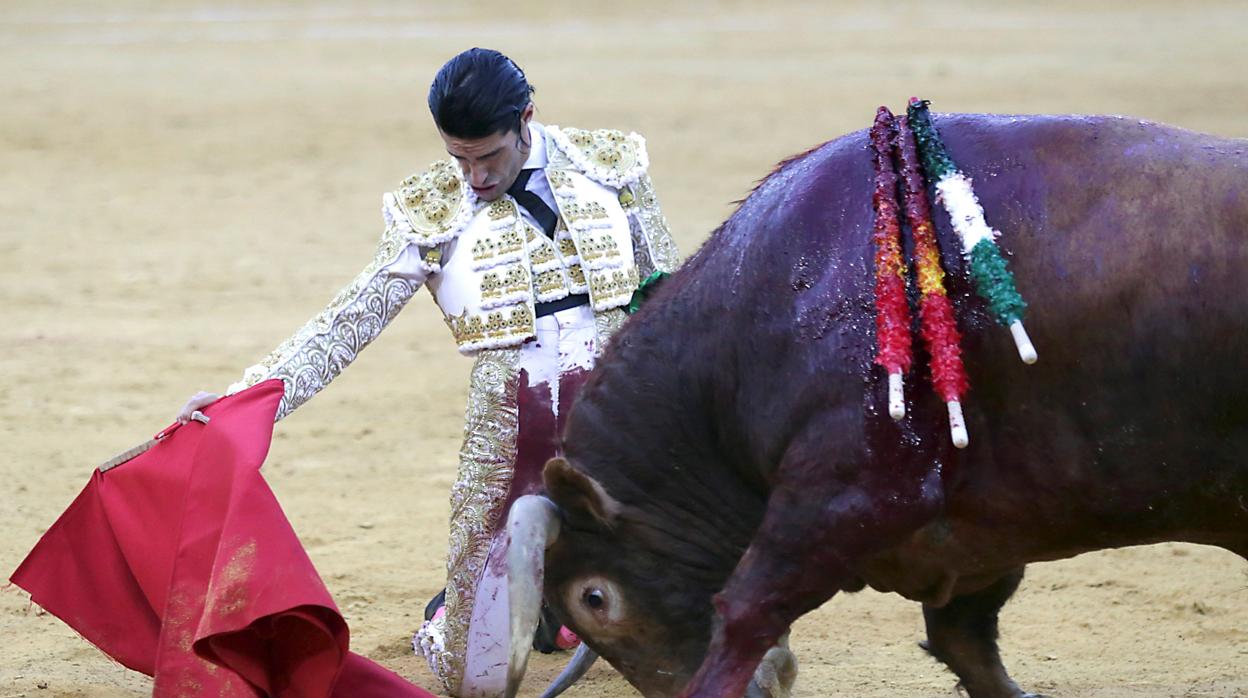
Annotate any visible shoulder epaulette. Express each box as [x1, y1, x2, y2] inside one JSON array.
[[546, 126, 650, 189], [389, 159, 473, 246]]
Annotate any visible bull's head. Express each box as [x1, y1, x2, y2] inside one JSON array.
[[506, 457, 726, 697]]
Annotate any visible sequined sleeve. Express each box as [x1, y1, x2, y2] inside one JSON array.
[[225, 196, 440, 421], [622, 172, 681, 276]]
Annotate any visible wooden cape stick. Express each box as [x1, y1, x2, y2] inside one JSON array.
[[97, 411, 210, 473]]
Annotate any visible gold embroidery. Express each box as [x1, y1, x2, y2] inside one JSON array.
[[534, 268, 570, 296], [232, 221, 424, 419], [271, 273, 420, 419], [559, 127, 640, 180], [628, 174, 681, 274], [530, 242, 556, 268], [487, 199, 513, 220], [593, 307, 628, 353], [557, 237, 578, 258], [471, 227, 525, 265], [480, 264, 531, 303], [561, 201, 609, 226], [529, 228, 558, 268], [568, 264, 587, 288], [578, 231, 622, 264], [588, 266, 640, 308], [445, 305, 536, 349], [429, 348, 521, 694], [446, 311, 483, 345], [546, 168, 574, 192], [395, 160, 467, 240]]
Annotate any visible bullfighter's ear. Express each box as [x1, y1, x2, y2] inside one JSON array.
[[543, 457, 621, 529]]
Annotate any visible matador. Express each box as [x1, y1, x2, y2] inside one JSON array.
[[177, 47, 679, 696]]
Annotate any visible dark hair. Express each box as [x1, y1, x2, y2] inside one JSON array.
[[428, 48, 534, 139]]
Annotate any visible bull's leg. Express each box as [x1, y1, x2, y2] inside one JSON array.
[[678, 416, 945, 698], [745, 634, 797, 698], [922, 567, 1042, 698]]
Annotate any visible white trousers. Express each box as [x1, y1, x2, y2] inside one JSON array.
[[418, 305, 601, 697]]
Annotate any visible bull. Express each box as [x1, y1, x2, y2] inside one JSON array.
[[508, 113, 1248, 697]]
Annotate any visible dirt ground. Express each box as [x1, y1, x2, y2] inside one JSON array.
[[1, 1, 1245, 696]]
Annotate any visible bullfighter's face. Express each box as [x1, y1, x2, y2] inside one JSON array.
[[440, 102, 534, 202], [541, 458, 722, 697]]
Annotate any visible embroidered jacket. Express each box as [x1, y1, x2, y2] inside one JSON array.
[[226, 125, 680, 419]]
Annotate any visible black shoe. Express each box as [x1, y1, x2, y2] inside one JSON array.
[[532, 605, 563, 654], [424, 588, 446, 622]]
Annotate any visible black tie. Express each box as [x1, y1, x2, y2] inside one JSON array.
[[507, 168, 559, 238], [509, 168, 590, 317]]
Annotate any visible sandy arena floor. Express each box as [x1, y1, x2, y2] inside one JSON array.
[[1, 2, 1245, 696]]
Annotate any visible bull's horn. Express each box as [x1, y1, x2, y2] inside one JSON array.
[[540, 643, 599, 698], [505, 495, 562, 698]]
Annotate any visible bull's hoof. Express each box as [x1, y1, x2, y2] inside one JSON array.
[[953, 683, 1050, 698], [745, 644, 798, 698]]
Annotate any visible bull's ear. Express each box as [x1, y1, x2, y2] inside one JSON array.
[[543, 457, 621, 529]]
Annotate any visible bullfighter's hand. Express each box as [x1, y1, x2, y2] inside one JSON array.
[[177, 391, 220, 423]]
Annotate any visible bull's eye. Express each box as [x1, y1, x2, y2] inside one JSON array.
[[583, 588, 606, 610], [566, 577, 624, 633]]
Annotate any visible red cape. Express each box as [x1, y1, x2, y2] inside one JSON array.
[[10, 380, 434, 698]]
